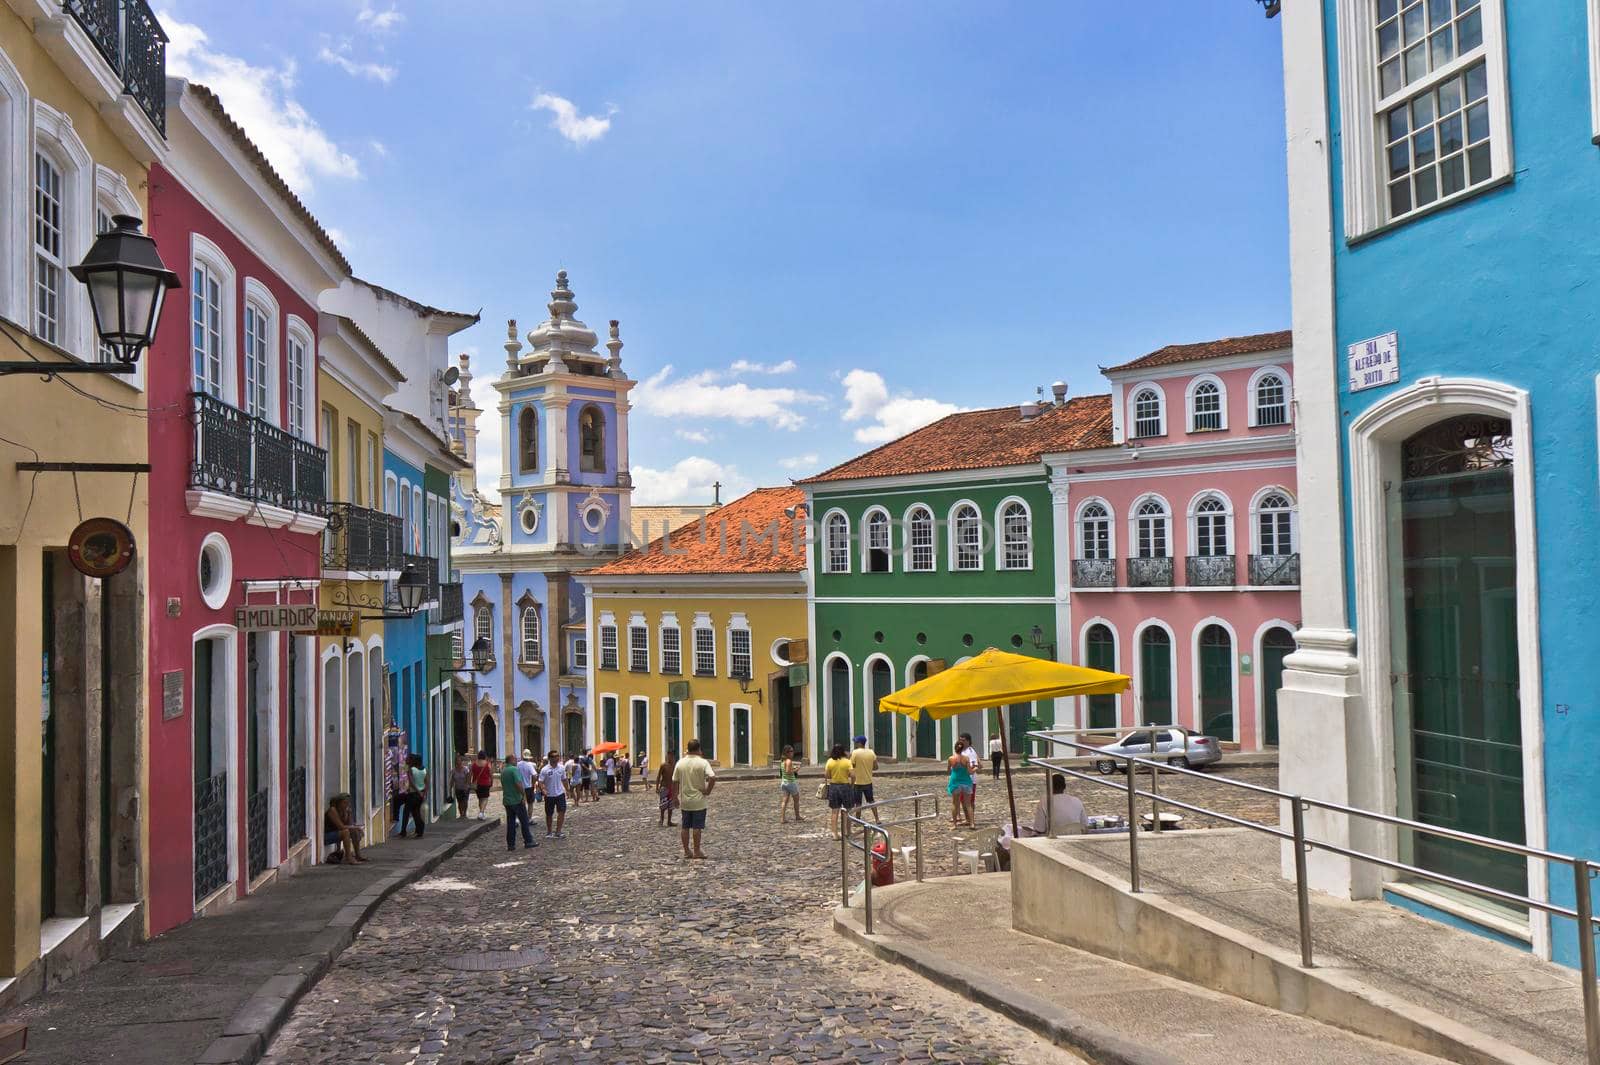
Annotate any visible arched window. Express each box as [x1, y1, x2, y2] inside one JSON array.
[[33, 150, 65, 346], [518, 407, 538, 473], [998, 500, 1031, 570], [1078, 501, 1111, 560], [475, 604, 493, 647], [520, 605, 541, 663], [1253, 372, 1289, 427], [824, 512, 850, 573], [951, 503, 982, 571], [1134, 498, 1170, 558], [1131, 387, 1164, 438], [1256, 492, 1295, 556], [579, 406, 604, 472], [1188, 494, 1234, 585], [1189, 378, 1224, 432], [1192, 495, 1230, 556], [906, 505, 934, 571], [242, 294, 274, 421], [864, 508, 891, 573]]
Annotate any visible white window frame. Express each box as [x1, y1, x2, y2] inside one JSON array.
[[285, 315, 315, 440], [1250, 486, 1298, 557], [242, 278, 280, 425], [1247, 365, 1291, 428], [474, 603, 494, 647], [692, 614, 716, 678], [1076, 498, 1114, 561], [727, 614, 752, 680], [572, 636, 588, 671], [1186, 491, 1234, 559], [995, 496, 1033, 571], [190, 233, 237, 402], [412, 486, 424, 552], [1128, 382, 1166, 439], [1129, 494, 1172, 559], [520, 603, 541, 663], [31, 101, 91, 359], [862, 506, 892, 574], [822, 510, 851, 573], [628, 613, 650, 673], [948, 500, 983, 572], [1336, 0, 1512, 238], [1185, 374, 1228, 433], [903, 504, 935, 572], [659, 613, 682, 675], [0, 48, 27, 325], [599, 621, 619, 670]]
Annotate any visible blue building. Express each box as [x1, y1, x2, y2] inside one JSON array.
[[449, 272, 636, 760], [1277, 0, 1599, 965]]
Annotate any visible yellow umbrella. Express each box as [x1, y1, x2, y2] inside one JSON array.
[[877, 648, 1130, 838]]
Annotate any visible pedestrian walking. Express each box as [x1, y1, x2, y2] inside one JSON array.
[[472, 750, 494, 820], [988, 732, 1004, 781], [501, 755, 537, 851], [673, 738, 716, 860], [398, 753, 427, 838], [850, 735, 880, 822], [516, 748, 539, 809], [581, 750, 597, 802], [563, 753, 580, 805], [948, 739, 977, 827], [620, 752, 632, 793], [960, 731, 981, 806], [450, 756, 471, 820], [824, 743, 854, 840], [778, 745, 803, 824], [603, 752, 617, 794], [656, 751, 678, 827], [538, 750, 569, 838]]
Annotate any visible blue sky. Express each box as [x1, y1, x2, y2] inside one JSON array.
[[159, 1, 1288, 505]]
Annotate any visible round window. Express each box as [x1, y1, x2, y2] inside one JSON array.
[[771, 638, 793, 666], [582, 506, 605, 533], [873, 630, 885, 644], [520, 507, 539, 535], [197, 533, 232, 610], [1010, 634, 1024, 648], [962, 633, 974, 647], [915, 632, 927, 645]]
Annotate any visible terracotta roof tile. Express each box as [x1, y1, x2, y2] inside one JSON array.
[[588, 488, 807, 576], [1103, 329, 1292, 374], [630, 504, 719, 548], [797, 395, 1112, 485]]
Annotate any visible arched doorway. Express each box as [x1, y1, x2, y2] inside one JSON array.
[[564, 711, 584, 757], [1138, 627, 1172, 726], [664, 701, 682, 758], [1198, 625, 1234, 741], [1260, 627, 1294, 746], [869, 659, 893, 756], [733, 706, 751, 765], [910, 661, 936, 758], [322, 654, 342, 800], [1084, 625, 1117, 730], [346, 648, 364, 815], [521, 723, 538, 758], [826, 658, 850, 753], [451, 688, 469, 758], [479, 713, 497, 758]]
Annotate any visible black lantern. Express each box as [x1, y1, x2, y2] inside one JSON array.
[[69, 215, 180, 366], [394, 563, 427, 615], [470, 637, 492, 672], [1256, 0, 1281, 16]]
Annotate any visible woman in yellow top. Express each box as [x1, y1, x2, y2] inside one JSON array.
[[824, 743, 855, 839]]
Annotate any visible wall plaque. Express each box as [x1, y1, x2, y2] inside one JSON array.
[[162, 670, 184, 721]]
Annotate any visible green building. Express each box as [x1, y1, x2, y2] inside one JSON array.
[[799, 392, 1109, 764]]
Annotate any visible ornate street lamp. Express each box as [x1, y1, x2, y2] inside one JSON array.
[[1029, 624, 1057, 660], [394, 563, 428, 616], [1, 214, 180, 377], [470, 636, 492, 672]]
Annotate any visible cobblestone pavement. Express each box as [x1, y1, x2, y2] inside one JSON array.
[[262, 764, 1276, 1064]]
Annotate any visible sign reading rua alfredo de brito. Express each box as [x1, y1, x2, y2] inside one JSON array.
[[234, 604, 319, 632], [1348, 331, 1399, 393]]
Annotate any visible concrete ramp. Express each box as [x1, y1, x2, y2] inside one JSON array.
[[1012, 829, 1588, 1065]]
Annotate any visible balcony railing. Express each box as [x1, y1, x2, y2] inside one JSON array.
[[1072, 558, 1117, 589], [1249, 552, 1301, 587], [400, 552, 437, 610], [1126, 556, 1174, 588], [62, 0, 168, 134], [323, 501, 402, 574], [191, 392, 326, 515], [1186, 554, 1237, 587], [435, 581, 463, 626]]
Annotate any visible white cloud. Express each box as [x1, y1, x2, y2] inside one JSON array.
[[779, 453, 820, 472], [356, 1, 404, 32], [632, 457, 752, 506], [729, 358, 797, 376], [675, 428, 711, 443], [634, 365, 822, 431], [325, 226, 350, 250], [318, 44, 397, 85], [368, 139, 389, 158], [531, 93, 614, 145], [162, 13, 360, 193], [840, 368, 963, 444]]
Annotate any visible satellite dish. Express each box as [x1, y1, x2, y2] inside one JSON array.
[[442, 366, 460, 386]]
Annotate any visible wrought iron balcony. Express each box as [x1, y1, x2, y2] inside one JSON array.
[[401, 552, 437, 606], [435, 581, 464, 625], [1126, 556, 1174, 588], [1249, 552, 1301, 587], [1186, 554, 1237, 587], [323, 501, 403, 574], [62, 0, 169, 134], [191, 392, 326, 515], [1072, 558, 1117, 589]]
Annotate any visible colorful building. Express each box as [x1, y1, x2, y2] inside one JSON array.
[[144, 81, 345, 936], [0, 0, 165, 1006], [449, 272, 635, 760], [579, 487, 810, 768], [1277, 0, 1593, 963], [1051, 331, 1299, 750]]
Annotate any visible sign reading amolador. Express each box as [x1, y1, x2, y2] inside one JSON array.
[[235, 604, 319, 632]]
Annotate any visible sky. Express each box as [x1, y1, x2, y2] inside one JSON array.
[[157, 1, 1290, 506]]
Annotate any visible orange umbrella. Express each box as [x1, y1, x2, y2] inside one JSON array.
[[590, 741, 625, 756]]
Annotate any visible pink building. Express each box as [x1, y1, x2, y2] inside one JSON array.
[[144, 83, 348, 935], [1047, 330, 1297, 750]]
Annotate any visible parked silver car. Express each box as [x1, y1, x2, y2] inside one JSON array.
[[1092, 727, 1222, 773]]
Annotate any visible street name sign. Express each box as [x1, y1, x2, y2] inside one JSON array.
[[1348, 332, 1399, 392]]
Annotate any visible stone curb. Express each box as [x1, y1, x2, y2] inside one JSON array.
[[714, 754, 1278, 782], [832, 904, 1184, 1065], [194, 819, 499, 1065]]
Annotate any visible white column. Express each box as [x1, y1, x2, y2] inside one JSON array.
[[546, 393, 571, 482], [1049, 469, 1072, 731]]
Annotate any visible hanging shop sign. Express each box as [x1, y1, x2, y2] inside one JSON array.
[[67, 517, 136, 578], [306, 609, 358, 637], [1348, 331, 1399, 393], [787, 664, 809, 688], [235, 603, 319, 632]]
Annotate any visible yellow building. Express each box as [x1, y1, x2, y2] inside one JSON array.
[[0, 2, 166, 1006], [315, 315, 404, 844], [579, 488, 809, 769]]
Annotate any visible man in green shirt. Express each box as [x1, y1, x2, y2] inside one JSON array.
[[501, 759, 537, 851], [672, 738, 717, 860]]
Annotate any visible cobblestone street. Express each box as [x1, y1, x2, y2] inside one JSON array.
[[260, 764, 1275, 1064]]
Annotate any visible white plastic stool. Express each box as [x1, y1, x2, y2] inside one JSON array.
[[957, 849, 982, 874], [895, 845, 917, 876]]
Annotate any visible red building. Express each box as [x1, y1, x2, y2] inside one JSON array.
[[144, 82, 349, 936]]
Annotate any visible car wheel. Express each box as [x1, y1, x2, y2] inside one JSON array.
[[1094, 759, 1117, 775], [1168, 756, 1190, 769]]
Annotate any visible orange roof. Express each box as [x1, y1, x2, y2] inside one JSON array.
[[588, 487, 807, 576], [798, 395, 1112, 485], [1103, 329, 1292, 374]]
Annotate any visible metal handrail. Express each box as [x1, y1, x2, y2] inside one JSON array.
[[1026, 728, 1600, 1063], [841, 792, 941, 935]]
